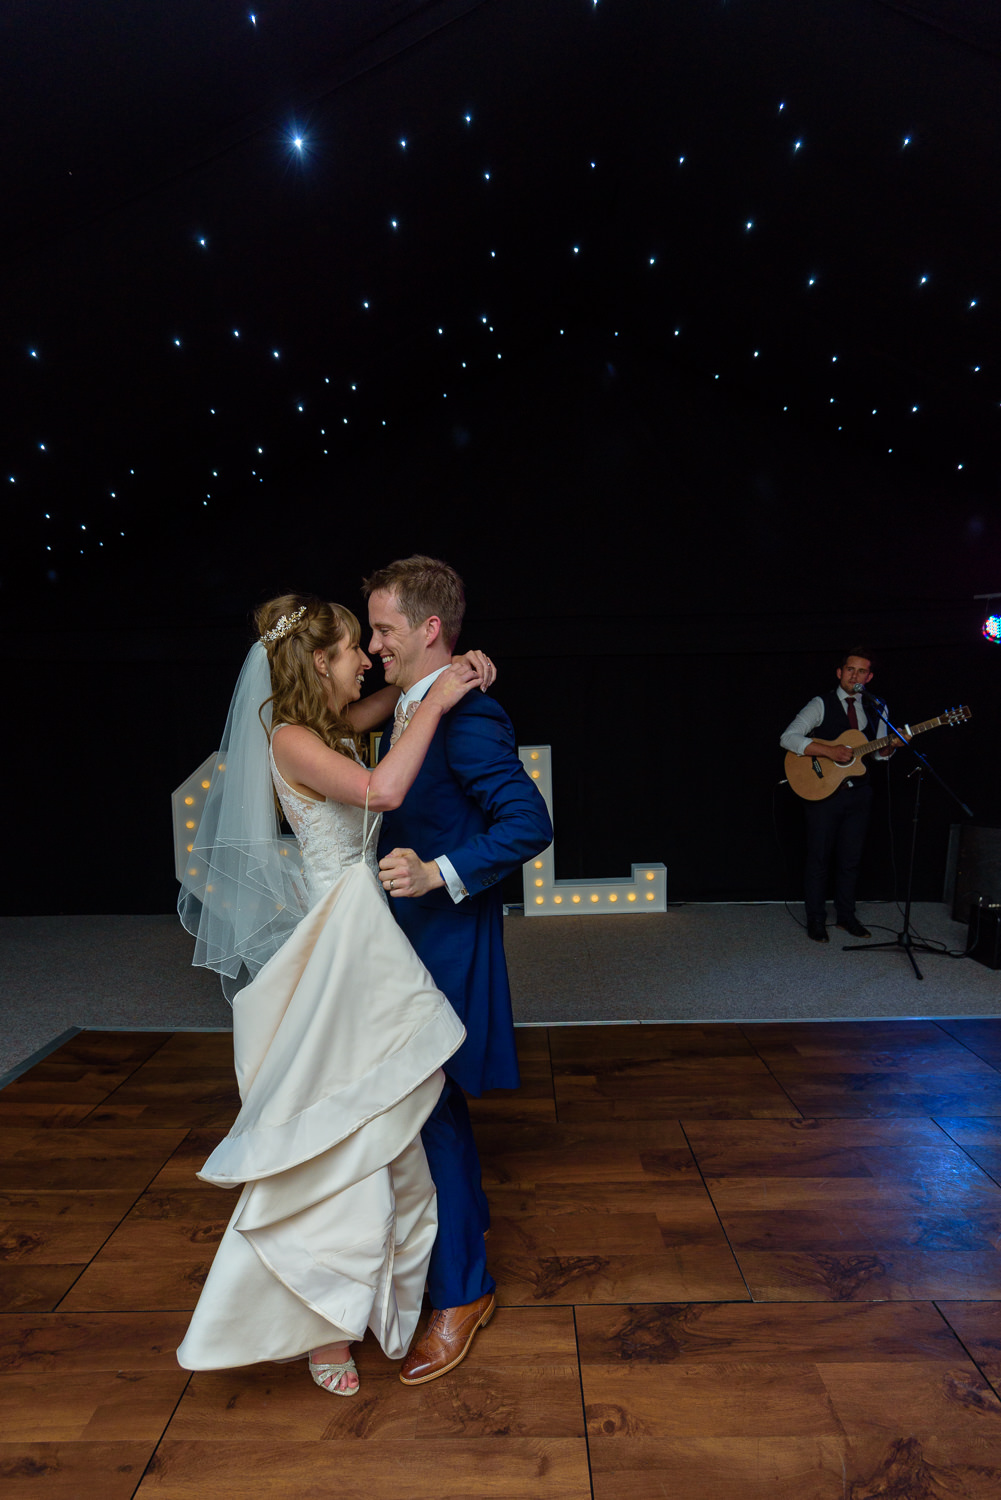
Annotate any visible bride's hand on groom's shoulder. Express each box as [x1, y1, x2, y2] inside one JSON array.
[[425, 662, 480, 711], [451, 649, 495, 691]]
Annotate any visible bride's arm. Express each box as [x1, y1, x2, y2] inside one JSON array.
[[345, 650, 496, 733], [272, 664, 480, 811]]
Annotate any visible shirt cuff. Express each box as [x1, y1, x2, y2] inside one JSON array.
[[436, 855, 469, 904]]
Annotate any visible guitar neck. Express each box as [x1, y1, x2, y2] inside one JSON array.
[[857, 714, 938, 758]]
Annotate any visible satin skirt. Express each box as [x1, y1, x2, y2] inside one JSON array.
[[176, 862, 466, 1370]]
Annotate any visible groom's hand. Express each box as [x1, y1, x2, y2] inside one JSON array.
[[379, 848, 444, 898]]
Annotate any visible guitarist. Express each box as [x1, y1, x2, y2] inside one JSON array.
[[780, 650, 899, 944]]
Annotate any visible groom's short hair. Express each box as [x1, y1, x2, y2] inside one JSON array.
[[362, 555, 466, 649]]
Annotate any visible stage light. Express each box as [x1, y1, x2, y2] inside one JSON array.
[[984, 615, 1001, 643]]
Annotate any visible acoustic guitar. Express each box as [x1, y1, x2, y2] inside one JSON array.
[[784, 705, 971, 801]]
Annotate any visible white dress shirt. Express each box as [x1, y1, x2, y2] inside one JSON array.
[[780, 685, 893, 757], [396, 666, 467, 904]]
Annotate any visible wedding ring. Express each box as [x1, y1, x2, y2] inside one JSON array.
[[390, 879, 395, 889]]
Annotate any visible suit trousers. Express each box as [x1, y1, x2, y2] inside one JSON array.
[[420, 1077, 494, 1309], [803, 782, 873, 924]]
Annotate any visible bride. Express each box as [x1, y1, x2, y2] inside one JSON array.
[[176, 593, 492, 1394]]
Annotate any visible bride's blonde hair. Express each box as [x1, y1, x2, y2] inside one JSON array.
[[254, 593, 363, 753]]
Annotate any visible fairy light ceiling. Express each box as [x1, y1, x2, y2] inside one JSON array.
[[2, 0, 1000, 606]]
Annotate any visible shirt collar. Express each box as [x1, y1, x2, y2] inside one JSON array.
[[399, 664, 450, 712]]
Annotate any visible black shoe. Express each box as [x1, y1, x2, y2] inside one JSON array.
[[807, 919, 829, 942], [836, 915, 871, 938]]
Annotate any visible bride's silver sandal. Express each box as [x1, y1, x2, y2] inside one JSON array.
[[308, 1352, 359, 1396]]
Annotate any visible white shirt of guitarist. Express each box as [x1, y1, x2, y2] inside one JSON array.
[[780, 685, 892, 758], [395, 666, 468, 904]]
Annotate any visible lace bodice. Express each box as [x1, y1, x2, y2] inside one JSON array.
[[269, 725, 381, 902]]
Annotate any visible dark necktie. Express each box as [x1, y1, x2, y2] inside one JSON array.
[[846, 696, 859, 730]]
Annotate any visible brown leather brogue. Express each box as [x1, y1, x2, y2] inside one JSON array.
[[398, 1292, 496, 1385]]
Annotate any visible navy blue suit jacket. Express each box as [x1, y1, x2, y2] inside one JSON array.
[[378, 692, 552, 1095]]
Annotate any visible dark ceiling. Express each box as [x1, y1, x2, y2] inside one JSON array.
[[3, 0, 1001, 626]]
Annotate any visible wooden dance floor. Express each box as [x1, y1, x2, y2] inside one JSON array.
[[4, 1018, 1001, 1498]]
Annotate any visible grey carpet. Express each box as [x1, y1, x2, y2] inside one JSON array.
[[1, 901, 997, 1078]]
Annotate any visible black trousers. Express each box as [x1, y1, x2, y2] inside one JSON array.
[[803, 782, 873, 924]]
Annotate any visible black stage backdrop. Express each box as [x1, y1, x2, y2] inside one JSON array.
[[7, 345, 996, 915], [2, 0, 999, 914]]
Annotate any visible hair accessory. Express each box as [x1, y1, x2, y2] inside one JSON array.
[[260, 605, 307, 643]]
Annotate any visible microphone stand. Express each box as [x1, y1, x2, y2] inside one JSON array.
[[842, 691, 973, 980]]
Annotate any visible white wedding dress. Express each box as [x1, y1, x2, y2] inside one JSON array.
[[176, 729, 465, 1370]]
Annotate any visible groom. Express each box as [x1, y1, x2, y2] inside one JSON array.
[[363, 555, 553, 1385]]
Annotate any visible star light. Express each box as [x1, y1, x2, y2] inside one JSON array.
[[793, 139, 803, 152], [399, 138, 407, 149]]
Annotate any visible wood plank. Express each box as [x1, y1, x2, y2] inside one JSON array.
[[0, 1371, 189, 1441], [81, 1071, 240, 1131], [0, 1104, 98, 1128], [137, 1438, 592, 1497], [589, 1435, 853, 1500], [937, 1302, 1001, 1397], [497, 1247, 747, 1305], [0, 1311, 192, 1371], [0, 1266, 88, 1313], [0, 1129, 188, 1193], [733, 1248, 1001, 1302], [58, 1258, 210, 1313], [936, 1117, 1001, 1184], [0, 1442, 155, 1500], [575, 1301, 964, 1364], [30, 1033, 172, 1069], [478, 1120, 698, 1187], [550, 1024, 755, 1065]]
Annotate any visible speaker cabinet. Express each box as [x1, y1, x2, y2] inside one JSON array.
[[950, 825, 1001, 924]]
